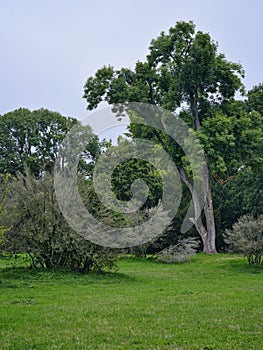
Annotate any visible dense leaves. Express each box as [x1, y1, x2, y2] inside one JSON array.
[[5, 173, 117, 272], [83, 21, 247, 253], [0, 108, 77, 177], [224, 215, 263, 267], [246, 83, 263, 115], [0, 174, 11, 247]]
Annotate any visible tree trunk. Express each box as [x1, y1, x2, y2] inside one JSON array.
[[202, 163, 217, 253], [179, 166, 217, 254], [185, 93, 217, 253]]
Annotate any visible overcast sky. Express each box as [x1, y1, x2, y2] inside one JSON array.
[[1, 0, 263, 122]]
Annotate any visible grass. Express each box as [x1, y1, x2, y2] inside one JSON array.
[[0, 253, 262, 350]]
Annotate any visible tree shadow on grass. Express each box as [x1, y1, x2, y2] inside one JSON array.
[[0, 259, 140, 288], [213, 256, 263, 274]]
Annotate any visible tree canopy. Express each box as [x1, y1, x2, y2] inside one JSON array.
[[0, 107, 104, 179]]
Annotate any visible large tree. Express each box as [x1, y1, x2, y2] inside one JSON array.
[[0, 107, 102, 178], [0, 108, 76, 176], [83, 21, 244, 253]]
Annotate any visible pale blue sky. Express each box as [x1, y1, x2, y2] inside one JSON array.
[[1, 0, 263, 121]]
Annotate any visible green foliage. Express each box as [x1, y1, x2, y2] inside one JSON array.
[[0, 173, 11, 247], [109, 137, 163, 209], [0, 108, 78, 177], [198, 102, 263, 176], [83, 21, 247, 254], [246, 83, 263, 115], [210, 167, 263, 252], [6, 172, 117, 273], [224, 215, 263, 266], [156, 237, 199, 263], [147, 21, 244, 112], [84, 21, 244, 116]]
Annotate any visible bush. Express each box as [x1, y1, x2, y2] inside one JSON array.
[[156, 237, 199, 263], [224, 215, 263, 267], [5, 173, 117, 273]]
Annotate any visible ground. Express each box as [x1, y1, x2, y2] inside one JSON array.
[[0, 254, 262, 349]]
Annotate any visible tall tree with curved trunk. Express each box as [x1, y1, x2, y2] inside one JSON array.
[[83, 21, 244, 253]]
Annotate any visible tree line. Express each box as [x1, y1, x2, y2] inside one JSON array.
[[0, 21, 263, 269]]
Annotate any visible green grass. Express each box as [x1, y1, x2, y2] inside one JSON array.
[[0, 254, 262, 350]]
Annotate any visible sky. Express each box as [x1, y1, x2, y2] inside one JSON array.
[[1, 0, 263, 127]]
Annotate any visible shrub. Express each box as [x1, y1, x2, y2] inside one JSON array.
[[156, 237, 199, 263], [224, 215, 263, 267], [5, 173, 117, 273]]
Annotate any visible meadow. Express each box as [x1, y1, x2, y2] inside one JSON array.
[[0, 254, 262, 349]]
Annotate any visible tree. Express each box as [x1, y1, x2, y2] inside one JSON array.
[[0, 107, 117, 269], [0, 107, 106, 181], [0, 108, 77, 177], [199, 99, 263, 248], [83, 21, 244, 253]]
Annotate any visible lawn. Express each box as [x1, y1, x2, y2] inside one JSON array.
[[0, 254, 262, 349]]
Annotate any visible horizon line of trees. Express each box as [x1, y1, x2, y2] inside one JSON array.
[[0, 21, 263, 269]]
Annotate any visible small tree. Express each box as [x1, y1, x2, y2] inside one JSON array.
[[224, 215, 263, 267], [6, 172, 117, 272]]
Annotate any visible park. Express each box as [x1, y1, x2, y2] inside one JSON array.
[[1, 5, 263, 350]]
